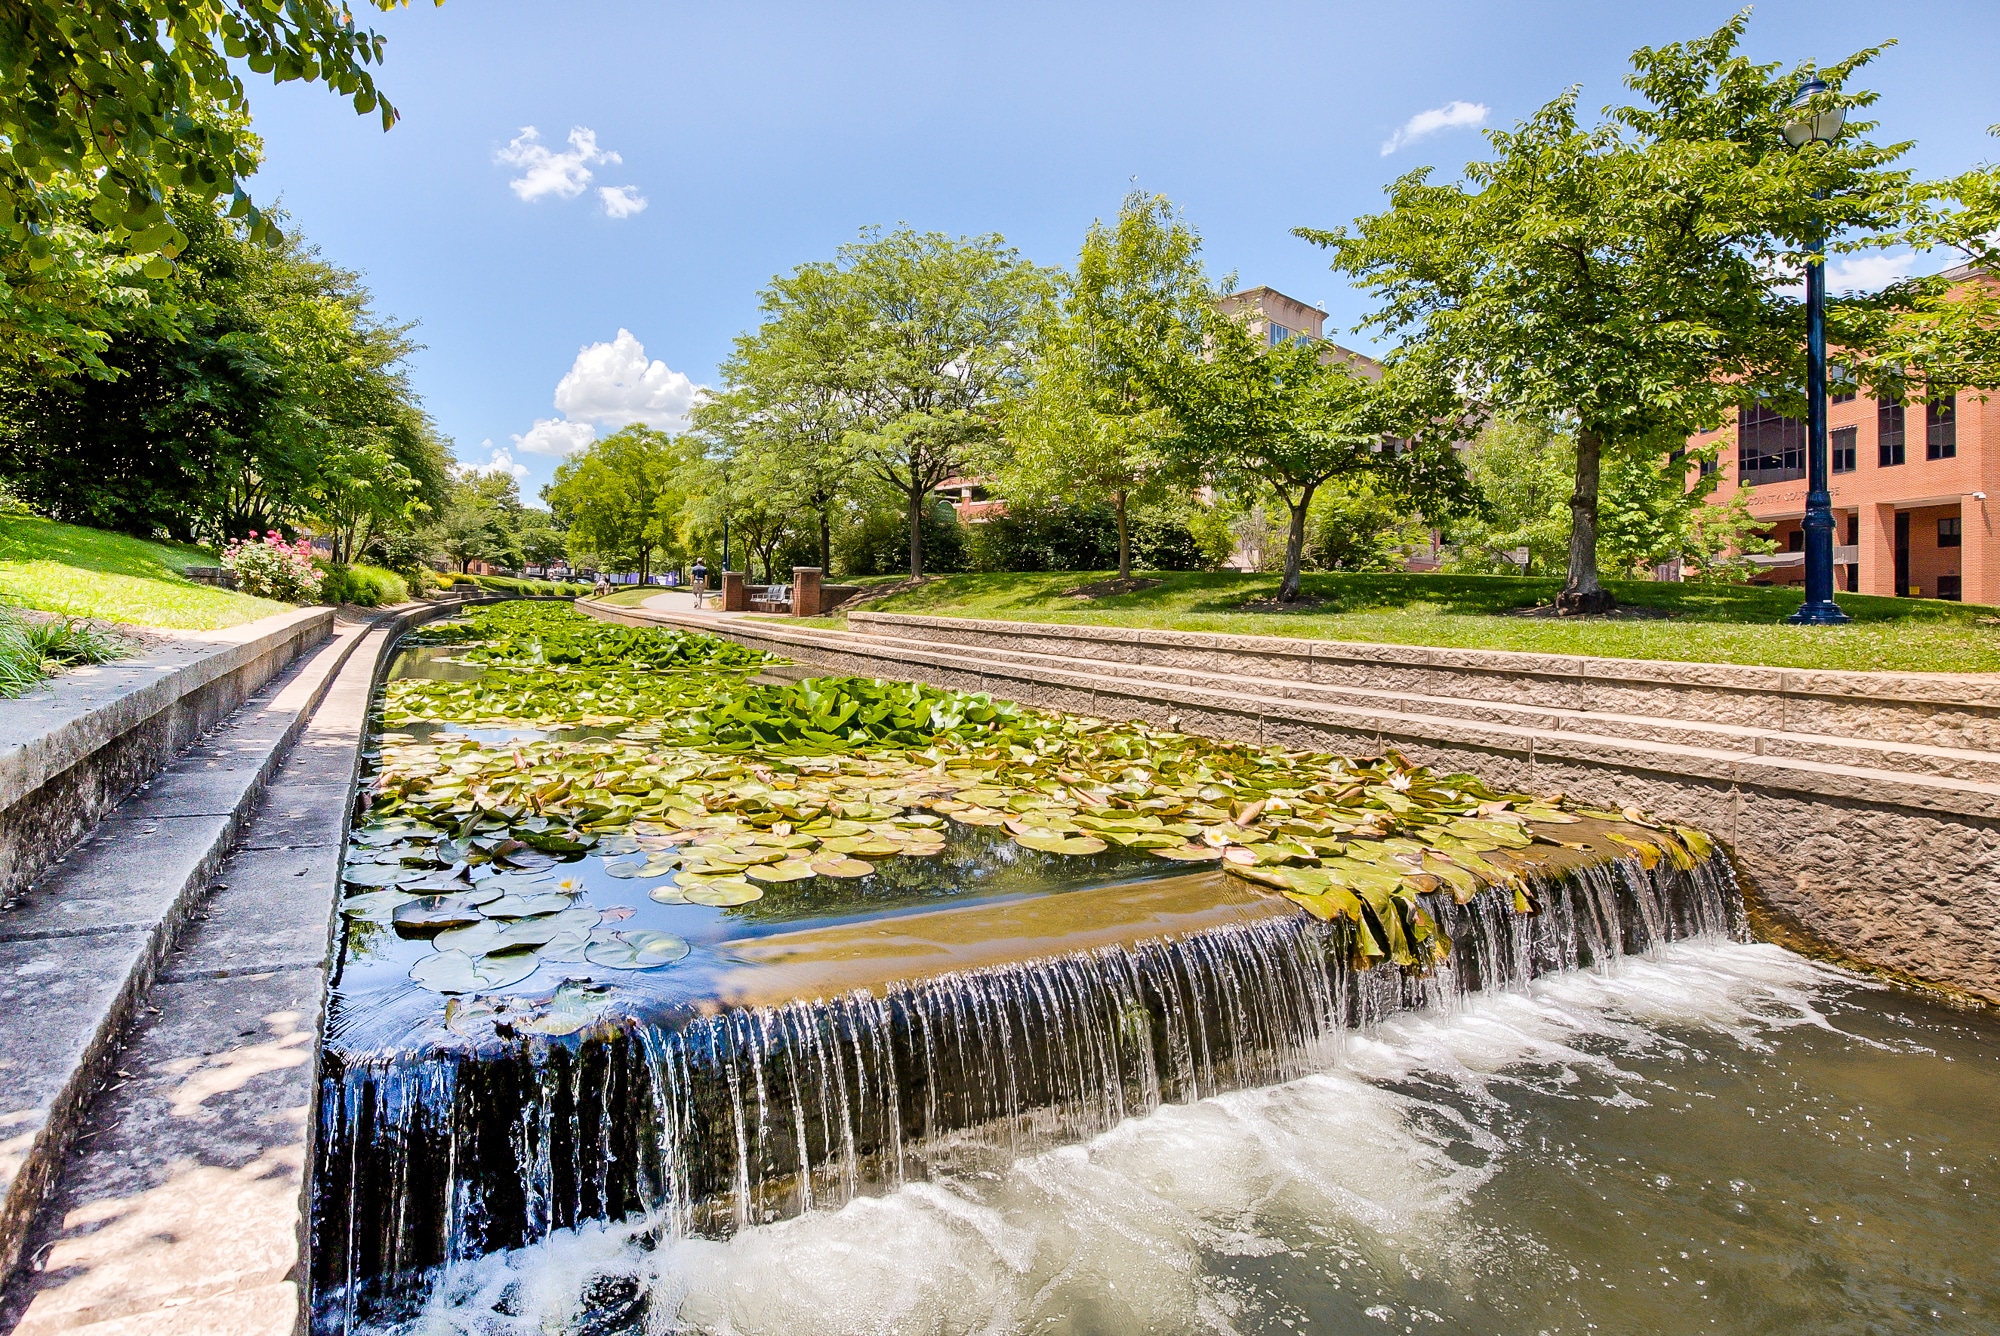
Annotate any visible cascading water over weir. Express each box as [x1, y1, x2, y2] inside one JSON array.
[[307, 604, 1745, 1334]]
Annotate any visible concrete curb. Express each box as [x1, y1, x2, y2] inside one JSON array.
[[0, 609, 335, 904]]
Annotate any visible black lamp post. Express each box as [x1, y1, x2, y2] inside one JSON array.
[[1783, 78, 1851, 625]]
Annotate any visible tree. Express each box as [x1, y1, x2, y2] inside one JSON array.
[[1304, 16, 1926, 613], [0, 1, 434, 376], [543, 426, 692, 582], [1445, 419, 1576, 576], [1135, 310, 1469, 602], [753, 228, 1049, 578], [436, 471, 523, 573], [0, 200, 445, 545], [1000, 194, 1209, 578]]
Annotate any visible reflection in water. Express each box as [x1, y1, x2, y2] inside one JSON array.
[[390, 942, 2000, 1336]]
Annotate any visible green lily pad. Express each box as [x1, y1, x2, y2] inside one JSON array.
[[1152, 844, 1223, 861], [746, 859, 816, 882], [410, 948, 540, 993], [582, 928, 691, 969], [482, 893, 576, 919], [341, 864, 406, 887], [807, 856, 874, 878], [341, 890, 418, 924], [393, 896, 488, 936], [1011, 830, 1108, 856], [517, 981, 615, 1036], [680, 879, 764, 906]]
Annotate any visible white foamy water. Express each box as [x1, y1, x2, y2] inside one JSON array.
[[385, 940, 1941, 1336]]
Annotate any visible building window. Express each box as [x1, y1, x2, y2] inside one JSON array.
[[1786, 528, 1806, 552], [1878, 396, 1905, 466], [1699, 454, 1717, 477], [1737, 402, 1806, 485], [1939, 515, 1962, 547], [1937, 574, 1962, 601], [1830, 363, 1856, 403], [1927, 394, 1957, 459], [1831, 425, 1857, 473], [1268, 322, 1290, 346]]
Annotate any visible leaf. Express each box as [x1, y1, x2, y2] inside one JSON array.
[[680, 879, 765, 906], [410, 949, 539, 994], [1152, 844, 1223, 861], [746, 859, 817, 882], [1011, 830, 1108, 856], [517, 981, 615, 1036], [393, 896, 487, 936], [583, 929, 691, 969], [341, 864, 405, 887], [482, 892, 576, 919], [341, 890, 417, 923], [808, 856, 875, 878]]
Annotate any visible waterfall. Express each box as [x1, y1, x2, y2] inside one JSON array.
[[309, 852, 1743, 1334]]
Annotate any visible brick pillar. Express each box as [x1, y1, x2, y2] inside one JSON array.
[[1963, 496, 1996, 606], [721, 571, 747, 612], [1856, 502, 1898, 598], [791, 567, 822, 617]]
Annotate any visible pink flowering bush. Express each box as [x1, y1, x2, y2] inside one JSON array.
[[221, 532, 325, 604]]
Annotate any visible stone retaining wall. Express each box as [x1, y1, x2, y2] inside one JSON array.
[[0, 608, 333, 904]]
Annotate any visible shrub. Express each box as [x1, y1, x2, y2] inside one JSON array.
[[221, 532, 324, 603], [0, 607, 132, 697], [966, 499, 1209, 573], [316, 561, 410, 607], [835, 505, 967, 578]]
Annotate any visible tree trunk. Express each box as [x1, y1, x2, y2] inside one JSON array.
[[1115, 490, 1130, 579], [907, 488, 925, 579], [818, 506, 832, 575], [1279, 483, 1316, 603], [1556, 429, 1615, 615]]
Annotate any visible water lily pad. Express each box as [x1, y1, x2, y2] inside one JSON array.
[[746, 859, 816, 882], [948, 807, 1009, 827], [680, 879, 764, 906], [518, 981, 615, 1036], [1152, 844, 1223, 861], [341, 890, 418, 924], [583, 929, 691, 969], [393, 896, 488, 936], [537, 929, 593, 962], [410, 948, 540, 993], [648, 883, 689, 904], [1011, 830, 1108, 856], [482, 892, 576, 919], [808, 856, 874, 878], [341, 864, 406, 887]]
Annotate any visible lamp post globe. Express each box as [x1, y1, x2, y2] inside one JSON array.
[[1783, 76, 1852, 626]]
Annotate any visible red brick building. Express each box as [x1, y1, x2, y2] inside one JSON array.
[[1692, 263, 1996, 604]]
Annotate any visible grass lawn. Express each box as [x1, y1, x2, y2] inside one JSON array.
[[0, 514, 288, 630], [595, 586, 684, 607], [851, 571, 2000, 675]]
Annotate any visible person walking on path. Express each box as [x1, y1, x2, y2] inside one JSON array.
[[691, 558, 708, 609]]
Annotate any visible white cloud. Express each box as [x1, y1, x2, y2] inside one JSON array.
[[599, 185, 648, 219], [496, 126, 620, 202], [552, 329, 700, 429], [1381, 100, 1489, 156], [511, 418, 598, 457], [1826, 251, 1915, 293], [465, 440, 531, 478]]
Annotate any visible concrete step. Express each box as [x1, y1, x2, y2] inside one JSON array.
[[0, 614, 377, 1298], [593, 607, 2000, 821]]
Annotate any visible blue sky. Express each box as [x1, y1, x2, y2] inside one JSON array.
[[244, 0, 2000, 500]]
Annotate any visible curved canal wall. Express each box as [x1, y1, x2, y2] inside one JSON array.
[[582, 600, 2000, 1005]]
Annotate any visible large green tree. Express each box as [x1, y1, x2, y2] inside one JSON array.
[[0, 1, 434, 377], [0, 200, 445, 544], [1303, 16, 1927, 613], [998, 194, 1212, 579], [543, 426, 693, 582], [748, 227, 1050, 578], [1134, 308, 1469, 603]]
